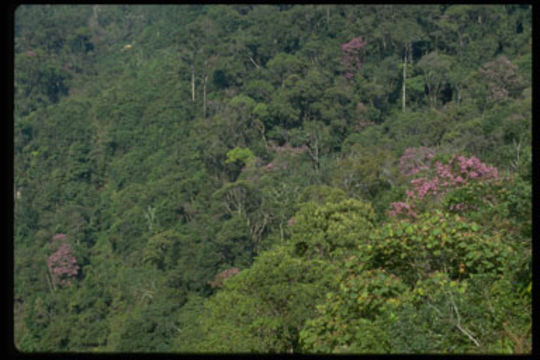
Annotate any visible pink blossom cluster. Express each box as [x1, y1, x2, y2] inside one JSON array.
[[389, 152, 499, 218], [341, 35, 368, 80], [47, 243, 79, 287], [399, 147, 435, 176], [387, 201, 418, 219], [409, 177, 440, 201], [452, 155, 498, 181], [448, 202, 466, 211], [51, 233, 67, 244]]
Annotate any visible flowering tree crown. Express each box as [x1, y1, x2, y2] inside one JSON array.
[[47, 237, 79, 288], [389, 150, 499, 218], [341, 36, 368, 80]]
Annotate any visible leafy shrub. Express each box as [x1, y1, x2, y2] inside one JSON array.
[[365, 211, 513, 284]]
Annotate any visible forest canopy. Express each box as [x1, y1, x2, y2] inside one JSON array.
[[13, 4, 531, 354]]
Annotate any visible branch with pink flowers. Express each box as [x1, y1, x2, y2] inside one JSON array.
[[389, 148, 499, 219], [341, 35, 368, 80], [47, 236, 80, 289]]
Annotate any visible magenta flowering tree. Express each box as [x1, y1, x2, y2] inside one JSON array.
[[389, 149, 499, 218], [388, 201, 418, 219], [341, 35, 368, 80], [47, 242, 79, 288]]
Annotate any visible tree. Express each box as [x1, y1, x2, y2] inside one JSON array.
[[266, 52, 303, 88], [225, 146, 256, 167], [114, 298, 181, 352], [388, 17, 424, 112], [331, 144, 397, 201], [142, 230, 181, 271], [340, 35, 368, 80], [365, 211, 513, 284], [300, 207, 526, 353], [15, 52, 71, 115], [416, 51, 454, 108], [47, 240, 79, 289], [300, 267, 406, 353], [193, 245, 338, 353], [389, 151, 499, 219], [475, 56, 526, 102], [290, 198, 376, 260], [289, 120, 332, 174], [178, 16, 219, 118]]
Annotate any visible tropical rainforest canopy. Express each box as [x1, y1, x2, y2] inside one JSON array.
[[13, 4, 531, 354]]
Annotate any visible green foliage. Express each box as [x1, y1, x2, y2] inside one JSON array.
[[330, 143, 396, 201], [143, 230, 182, 271], [114, 298, 180, 352], [443, 177, 531, 240], [386, 271, 531, 354], [300, 268, 406, 353], [300, 209, 530, 353], [225, 147, 256, 166], [14, 4, 531, 354], [416, 51, 454, 108], [170, 294, 206, 352], [296, 185, 347, 206], [193, 246, 338, 353], [365, 211, 514, 284], [215, 215, 251, 267], [290, 198, 376, 260]]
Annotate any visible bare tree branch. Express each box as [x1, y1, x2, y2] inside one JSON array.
[[447, 290, 481, 347]]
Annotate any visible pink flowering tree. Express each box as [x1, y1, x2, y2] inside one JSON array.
[[341, 35, 368, 80], [389, 149, 499, 218], [47, 241, 79, 289]]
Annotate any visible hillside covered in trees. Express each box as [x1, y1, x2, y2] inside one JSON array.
[[13, 4, 531, 354]]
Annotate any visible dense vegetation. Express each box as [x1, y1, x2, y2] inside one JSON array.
[[14, 4, 531, 354]]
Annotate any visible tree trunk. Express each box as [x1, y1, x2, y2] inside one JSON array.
[[308, 139, 320, 172], [326, 7, 330, 25], [248, 54, 260, 69], [46, 267, 56, 292], [203, 74, 208, 119], [89, 5, 100, 29], [191, 65, 195, 102], [402, 49, 407, 112]]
